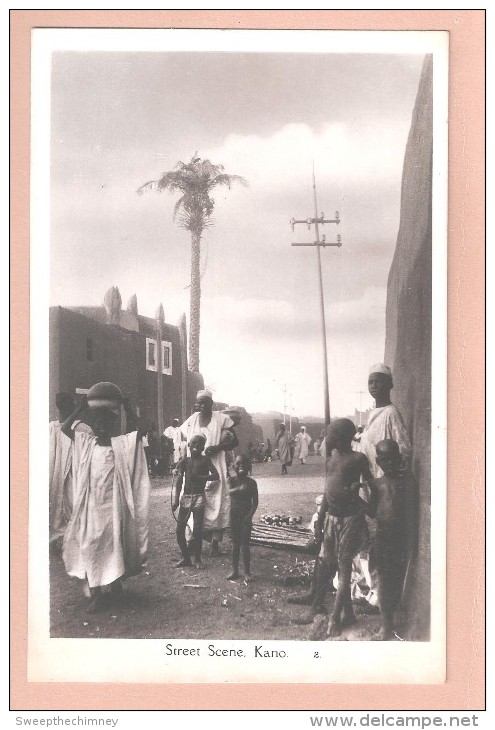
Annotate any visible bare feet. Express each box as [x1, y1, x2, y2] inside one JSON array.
[[327, 619, 342, 637], [194, 561, 204, 570], [227, 572, 240, 580], [175, 559, 193, 568], [244, 574, 253, 583]]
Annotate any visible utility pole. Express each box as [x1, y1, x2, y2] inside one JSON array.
[[290, 167, 342, 426], [356, 390, 367, 426], [282, 382, 288, 426]]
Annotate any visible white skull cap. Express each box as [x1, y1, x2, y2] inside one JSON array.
[[196, 389, 213, 399], [369, 363, 392, 377]]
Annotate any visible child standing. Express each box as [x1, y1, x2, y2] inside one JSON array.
[[366, 439, 416, 640], [172, 434, 219, 569], [227, 455, 259, 582], [293, 418, 372, 636]]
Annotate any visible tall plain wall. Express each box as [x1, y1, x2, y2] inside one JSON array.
[[384, 55, 433, 640]]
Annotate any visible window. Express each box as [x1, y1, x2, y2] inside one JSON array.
[[86, 338, 93, 361], [162, 341, 172, 375], [146, 338, 172, 374], [146, 337, 157, 372]]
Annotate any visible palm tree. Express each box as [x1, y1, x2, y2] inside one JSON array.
[[138, 155, 247, 372]]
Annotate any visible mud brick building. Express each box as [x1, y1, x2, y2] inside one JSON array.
[[49, 286, 203, 433]]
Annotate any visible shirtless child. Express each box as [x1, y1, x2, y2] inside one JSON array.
[[293, 418, 372, 637], [366, 439, 416, 640], [172, 435, 219, 569], [227, 455, 259, 582]]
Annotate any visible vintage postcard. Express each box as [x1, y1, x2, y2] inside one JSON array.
[[9, 10, 484, 711], [27, 26, 448, 685]]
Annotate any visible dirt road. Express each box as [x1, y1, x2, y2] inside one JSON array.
[[50, 457, 381, 641]]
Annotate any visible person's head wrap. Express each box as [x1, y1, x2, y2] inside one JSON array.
[[369, 363, 392, 377], [196, 389, 213, 400]]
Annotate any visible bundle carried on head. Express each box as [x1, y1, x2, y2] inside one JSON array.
[[86, 382, 123, 412]]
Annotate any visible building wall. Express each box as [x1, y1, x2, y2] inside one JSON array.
[[49, 306, 195, 429], [384, 55, 433, 640], [251, 413, 285, 444], [229, 408, 264, 456]]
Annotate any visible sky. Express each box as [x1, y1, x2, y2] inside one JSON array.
[[50, 49, 424, 418]]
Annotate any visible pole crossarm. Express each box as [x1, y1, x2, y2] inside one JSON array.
[[289, 175, 343, 426], [291, 240, 341, 247], [290, 217, 340, 225]]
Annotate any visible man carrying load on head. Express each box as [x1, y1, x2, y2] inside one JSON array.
[[61, 382, 150, 613]]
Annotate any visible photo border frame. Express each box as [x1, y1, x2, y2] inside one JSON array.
[[10, 8, 485, 711]]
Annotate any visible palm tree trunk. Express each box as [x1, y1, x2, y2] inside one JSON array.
[[189, 230, 201, 372]]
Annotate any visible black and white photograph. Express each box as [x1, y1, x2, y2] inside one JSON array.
[[29, 28, 448, 684]]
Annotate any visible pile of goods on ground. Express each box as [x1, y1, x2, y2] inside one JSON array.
[[260, 513, 303, 527], [280, 558, 316, 586], [251, 516, 314, 552]]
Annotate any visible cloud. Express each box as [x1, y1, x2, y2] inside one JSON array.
[[201, 285, 386, 342], [198, 286, 387, 416], [203, 120, 409, 206]]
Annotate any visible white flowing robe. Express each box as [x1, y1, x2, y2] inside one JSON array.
[[49, 420, 93, 543], [294, 431, 312, 461], [49, 420, 73, 543], [164, 425, 182, 464], [180, 411, 234, 532], [63, 431, 150, 588], [360, 404, 412, 477]]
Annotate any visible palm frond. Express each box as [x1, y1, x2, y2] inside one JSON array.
[[138, 155, 247, 234], [207, 173, 248, 191], [136, 180, 159, 195], [172, 196, 185, 222]]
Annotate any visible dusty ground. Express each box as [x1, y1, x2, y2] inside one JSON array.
[[50, 457, 382, 641]]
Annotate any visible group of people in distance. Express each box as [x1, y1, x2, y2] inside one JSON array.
[[49, 362, 413, 640]]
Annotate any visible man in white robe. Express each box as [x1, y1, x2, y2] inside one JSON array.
[[357, 363, 412, 607], [164, 418, 183, 467], [180, 390, 236, 556], [61, 389, 150, 612], [294, 426, 312, 464]]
